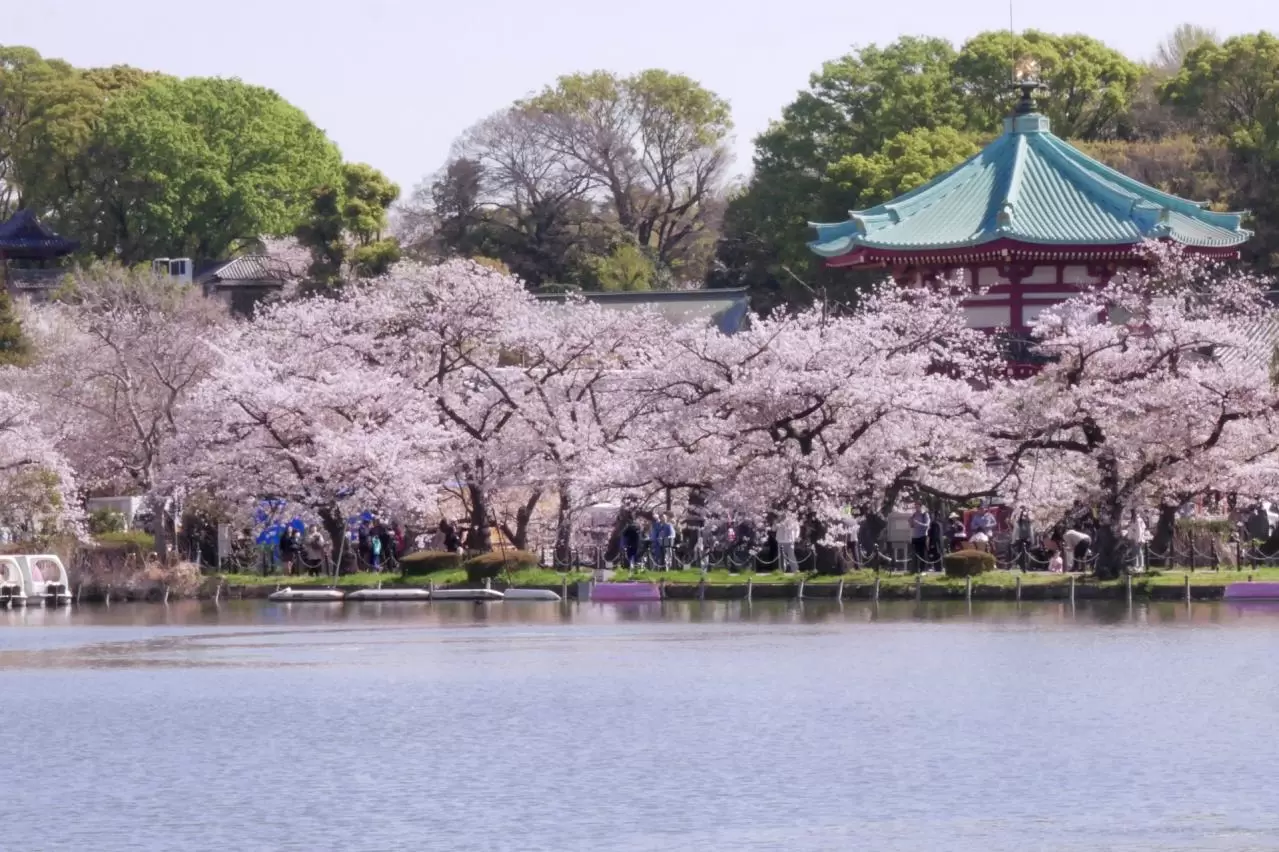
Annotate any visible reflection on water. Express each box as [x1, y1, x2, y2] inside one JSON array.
[[7, 595, 1279, 631], [3, 599, 1279, 852]]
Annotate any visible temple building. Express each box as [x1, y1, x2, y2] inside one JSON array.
[[0, 210, 79, 298], [808, 78, 1251, 368]]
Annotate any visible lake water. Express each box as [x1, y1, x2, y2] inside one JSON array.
[[2, 599, 1277, 851]]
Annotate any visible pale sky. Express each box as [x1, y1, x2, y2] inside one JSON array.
[[10, 0, 1279, 196]]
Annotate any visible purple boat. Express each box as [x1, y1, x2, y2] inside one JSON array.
[[591, 582, 662, 602], [1222, 582, 1279, 601]]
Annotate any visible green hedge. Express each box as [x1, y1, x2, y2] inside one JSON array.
[[943, 550, 995, 578], [95, 530, 156, 553], [463, 550, 539, 584], [399, 550, 463, 576]]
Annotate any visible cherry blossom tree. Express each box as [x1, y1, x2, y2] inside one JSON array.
[[498, 298, 672, 558], [15, 264, 227, 548], [991, 245, 1279, 577], [338, 260, 541, 550], [169, 294, 447, 561], [0, 389, 80, 536], [641, 280, 1002, 564]]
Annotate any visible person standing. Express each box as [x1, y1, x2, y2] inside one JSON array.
[[650, 514, 675, 570], [909, 504, 931, 572], [1125, 509, 1149, 573], [945, 513, 968, 552], [279, 526, 299, 576], [621, 517, 642, 568], [304, 529, 328, 575], [1015, 509, 1035, 570], [776, 513, 800, 573], [441, 520, 461, 554]]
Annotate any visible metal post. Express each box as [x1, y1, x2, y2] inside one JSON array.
[[1184, 573, 1191, 603], [965, 576, 972, 601], [698, 576, 706, 602], [746, 575, 753, 602], [1015, 575, 1022, 602], [1126, 573, 1133, 605], [1188, 531, 1196, 572], [873, 577, 881, 602], [914, 574, 922, 601], [798, 578, 806, 600], [1069, 574, 1075, 605], [836, 577, 845, 601]]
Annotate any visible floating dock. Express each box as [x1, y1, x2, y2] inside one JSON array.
[[1223, 582, 1279, 601], [590, 582, 662, 602]]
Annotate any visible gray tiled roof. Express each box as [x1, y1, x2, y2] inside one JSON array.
[[198, 255, 292, 285]]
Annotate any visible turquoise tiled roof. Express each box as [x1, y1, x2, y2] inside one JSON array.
[[809, 113, 1250, 258]]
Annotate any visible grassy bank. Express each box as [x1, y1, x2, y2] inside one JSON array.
[[216, 568, 591, 588], [215, 566, 1279, 593]]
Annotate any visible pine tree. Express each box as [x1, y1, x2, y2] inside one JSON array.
[[0, 288, 32, 366]]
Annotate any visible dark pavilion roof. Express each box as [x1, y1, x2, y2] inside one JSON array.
[[0, 210, 79, 258], [809, 111, 1251, 268]]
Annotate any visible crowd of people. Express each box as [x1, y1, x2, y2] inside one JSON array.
[[239, 493, 1279, 577], [904, 503, 1153, 573]]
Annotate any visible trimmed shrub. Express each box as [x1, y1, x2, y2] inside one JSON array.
[[96, 530, 156, 553], [88, 508, 126, 535], [463, 550, 539, 584], [943, 550, 995, 578], [399, 550, 463, 576]]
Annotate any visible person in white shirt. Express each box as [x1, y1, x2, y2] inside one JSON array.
[[1062, 528, 1091, 572], [1124, 509, 1149, 573], [776, 513, 800, 573]]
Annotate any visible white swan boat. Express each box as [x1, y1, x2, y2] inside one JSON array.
[[0, 555, 72, 607], [0, 557, 26, 607]]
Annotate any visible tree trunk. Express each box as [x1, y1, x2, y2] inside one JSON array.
[[499, 490, 540, 552], [858, 511, 887, 568], [806, 514, 846, 575], [465, 483, 492, 552], [1092, 524, 1126, 580], [553, 485, 573, 567], [1150, 504, 1179, 569], [1092, 450, 1125, 580], [317, 505, 349, 573]]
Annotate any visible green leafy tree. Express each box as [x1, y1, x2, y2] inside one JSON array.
[[1162, 33, 1279, 267], [63, 75, 342, 264], [0, 46, 104, 215], [719, 37, 968, 314], [1161, 33, 1279, 140], [295, 185, 346, 285], [828, 126, 984, 206], [296, 162, 401, 286], [953, 31, 1142, 140], [0, 288, 31, 366], [586, 243, 655, 291]]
